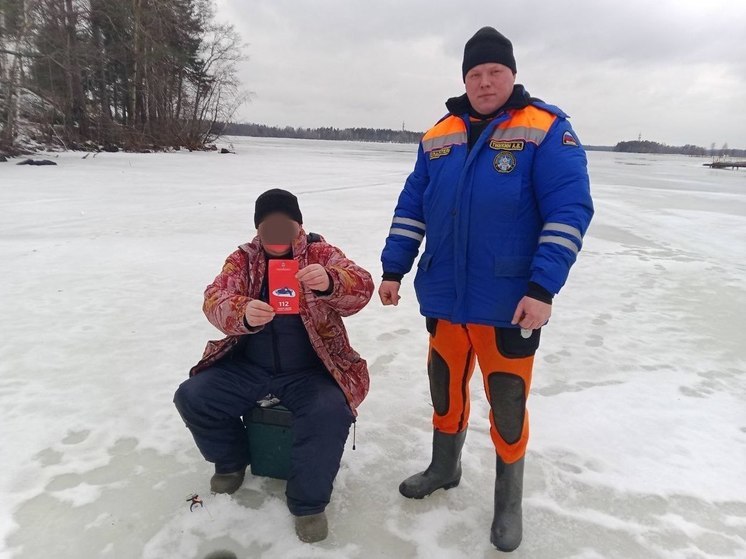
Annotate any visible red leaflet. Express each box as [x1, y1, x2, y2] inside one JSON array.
[[268, 259, 300, 314]]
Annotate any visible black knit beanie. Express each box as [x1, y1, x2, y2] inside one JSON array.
[[254, 188, 303, 227], [462, 27, 516, 81]]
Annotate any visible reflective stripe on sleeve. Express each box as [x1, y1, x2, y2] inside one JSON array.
[[542, 222, 583, 243], [538, 235, 579, 255], [389, 227, 424, 242], [392, 217, 426, 232]]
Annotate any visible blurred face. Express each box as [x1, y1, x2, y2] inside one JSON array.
[[464, 62, 516, 115], [258, 214, 301, 255]]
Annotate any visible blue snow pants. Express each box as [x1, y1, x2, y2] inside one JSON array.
[[173, 349, 354, 516]]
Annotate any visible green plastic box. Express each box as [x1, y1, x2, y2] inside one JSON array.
[[243, 405, 293, 480]]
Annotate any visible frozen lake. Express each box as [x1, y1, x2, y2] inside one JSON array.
[[1, 137, 745, 558]]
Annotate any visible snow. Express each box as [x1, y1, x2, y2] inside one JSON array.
[[1, 138, 745, 559]]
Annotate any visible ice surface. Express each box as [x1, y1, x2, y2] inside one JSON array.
[[1, 139, 745, 558]]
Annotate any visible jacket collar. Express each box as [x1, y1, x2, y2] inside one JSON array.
[[445, 84, 538, 120]]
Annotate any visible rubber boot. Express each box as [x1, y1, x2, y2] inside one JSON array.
[[399, 429, 466, 499], [295, 511, 328, 543], [210, 467, 246, 495], [490, 455, 524, 552]]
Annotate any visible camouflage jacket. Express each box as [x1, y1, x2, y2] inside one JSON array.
[[189, 231, 374, 412]]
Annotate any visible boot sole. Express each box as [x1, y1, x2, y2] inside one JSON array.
[[400, 478, 460, 499], [210, 474, 246, 495], [491, 540, 521, 553]]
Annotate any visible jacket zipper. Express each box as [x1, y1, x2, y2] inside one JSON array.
[[270, 318, 281, 375]]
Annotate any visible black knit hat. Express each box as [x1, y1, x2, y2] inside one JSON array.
[[462, 27, 516, 81], [254, 188, 303, 227]]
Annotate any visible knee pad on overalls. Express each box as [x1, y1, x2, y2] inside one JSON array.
[[486, 373, 526, 445], [487, 327, 541, 445], [428, 349, 450, 416]]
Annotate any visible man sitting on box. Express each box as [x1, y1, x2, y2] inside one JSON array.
[[174, 189, 374, 543]]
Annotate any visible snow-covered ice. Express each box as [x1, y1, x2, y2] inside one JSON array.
[[1, 137, 745, 559]]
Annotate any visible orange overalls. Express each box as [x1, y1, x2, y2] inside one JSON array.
[[426, 318, 540, 464]]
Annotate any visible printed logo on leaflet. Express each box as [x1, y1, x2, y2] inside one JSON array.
[[493, 151, 517, 173], [429, 146, 452, 160], [272, 286, 297, 298]]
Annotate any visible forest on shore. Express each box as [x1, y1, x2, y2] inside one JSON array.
[[1, 0, 244, 155], [613, 140, 745, 158]]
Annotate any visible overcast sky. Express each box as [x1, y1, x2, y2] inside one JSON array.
[[214, 0, 746, 147]]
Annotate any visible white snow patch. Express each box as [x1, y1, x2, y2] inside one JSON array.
[[1, 139, 745, 558]]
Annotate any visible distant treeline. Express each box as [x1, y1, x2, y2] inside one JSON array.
[[219, 122, 422, 144], [614, 140, 745, 157]]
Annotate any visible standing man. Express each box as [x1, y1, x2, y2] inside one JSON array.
[[379, 27, 593, 551], [175, 189, 373, 543]]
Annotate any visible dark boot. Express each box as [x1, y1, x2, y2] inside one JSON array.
[[399, 429, 466, 499], [490, 456, 524, 552], [210, 467, 246, 494], [295, 511, 328, 543]]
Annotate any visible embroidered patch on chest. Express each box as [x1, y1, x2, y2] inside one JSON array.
[[493, 151, 517, 173], [562, 131, 579, 147], [429, 146, 452, 160], [489, 140, 524, 151]]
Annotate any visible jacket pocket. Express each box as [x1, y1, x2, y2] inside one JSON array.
[[494, 256, 532, 277], [418, 252, 433, 271], [496, 327, 542, 358]]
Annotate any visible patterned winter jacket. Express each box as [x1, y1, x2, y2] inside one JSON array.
[[189, 230, 374, 413]]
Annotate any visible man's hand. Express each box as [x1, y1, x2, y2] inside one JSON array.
[[511, 296, 551, 330], [245, 299, 276, 328], [379, 281, 401, 306], [296, 264, 331, 292]]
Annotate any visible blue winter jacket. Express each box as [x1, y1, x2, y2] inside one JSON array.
[[381, 86, 594, 327]]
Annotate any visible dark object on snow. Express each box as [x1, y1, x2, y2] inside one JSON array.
[[209, 468, 246, 494], [220, 148, 233, 154], [16, 159, 57, 166], [704, 160, 746, 169], [103, 144, 120, 153], [490, 456, 524, 552], [295, 511, 328, 543], [399, 429, 466, 499], [186, 493, 203, 511], [203, 551, 238, 559], [0, 155, 7, 162]]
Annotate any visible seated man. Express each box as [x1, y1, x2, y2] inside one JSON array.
[[174, 188, 373, 543]]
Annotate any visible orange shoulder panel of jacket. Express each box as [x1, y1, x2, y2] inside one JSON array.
[[422, 115, 467, 142], [498, 104, 557, 132]]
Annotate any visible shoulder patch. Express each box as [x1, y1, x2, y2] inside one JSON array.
[[562, 130, 579, 147], [429, 146, 452, 160]]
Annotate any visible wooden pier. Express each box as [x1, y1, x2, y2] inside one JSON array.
[[703, 160, 746, 169]]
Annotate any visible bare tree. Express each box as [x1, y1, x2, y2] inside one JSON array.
[[1, 0, 37, 150], [1, 0, 246, 153]]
